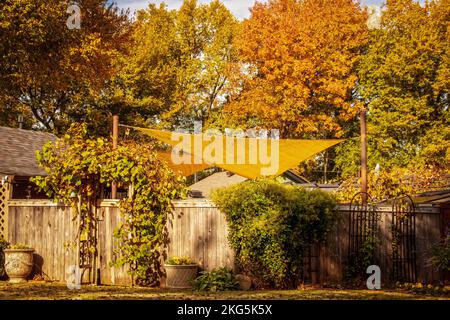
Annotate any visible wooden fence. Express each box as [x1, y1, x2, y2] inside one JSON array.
[[6, 200, 130, 285], [5, 199, 235, 285], [5, 199, 444, 286], [317, 206, 443, 284], [168, 200, 235, 272]]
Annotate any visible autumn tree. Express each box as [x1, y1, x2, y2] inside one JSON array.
[[0, 0, 130, 133], [124, 0, 239, 130], [218, 0, 368, 139], [335, 0, 450, 178]]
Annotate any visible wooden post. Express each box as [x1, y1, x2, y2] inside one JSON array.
[[76, 195, 81, 280], [360, 107, 368, 203], [111, 115, 119, 199]]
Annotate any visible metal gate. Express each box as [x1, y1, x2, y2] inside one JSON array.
[[392, 195, 417, 283], [348, 192, 379, 277]]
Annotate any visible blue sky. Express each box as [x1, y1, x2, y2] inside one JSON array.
[[115, 0, 385, 19]]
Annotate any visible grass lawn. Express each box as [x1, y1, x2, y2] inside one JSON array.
[[0, 281, 449, 300]]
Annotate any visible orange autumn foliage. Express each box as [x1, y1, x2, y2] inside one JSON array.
[[223, 0, 368, 138]]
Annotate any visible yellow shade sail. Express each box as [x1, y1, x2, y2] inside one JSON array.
[[124, 126, 344, 179], [157, 151, 212, 177]]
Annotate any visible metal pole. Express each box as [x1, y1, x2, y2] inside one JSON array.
[[360, 107, 368, 204], [18, 115, 23, 129], [111, 115, 119, 199]]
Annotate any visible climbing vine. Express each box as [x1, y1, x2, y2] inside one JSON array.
[[106, 141, 186, 286], [32, 125, 111, 276], [32, 124, 185, 286]]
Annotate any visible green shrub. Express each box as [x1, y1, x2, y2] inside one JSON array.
[[429, 236, 450, 272], [192, 268, 239, 292], [211, 179, 338, 289]]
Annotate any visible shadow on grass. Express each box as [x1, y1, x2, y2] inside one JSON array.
[[0, 281, 448, 300]]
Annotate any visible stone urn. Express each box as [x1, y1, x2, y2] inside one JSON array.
[[4, 248, 34, 283], [165, 264, 198, 289], [236, 274, 252, 291]]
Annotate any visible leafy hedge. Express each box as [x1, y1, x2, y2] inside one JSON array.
[[211, 179, 338, 289]]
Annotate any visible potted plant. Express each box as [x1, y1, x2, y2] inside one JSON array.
[[164, 256, 198, 289], [4, 243, 34, 283]]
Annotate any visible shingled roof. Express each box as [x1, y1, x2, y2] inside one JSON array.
[[0, 126, 56, 176], [189, 172, 248, 198]]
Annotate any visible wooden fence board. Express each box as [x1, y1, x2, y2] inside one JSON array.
[[5, 200, 444, 286], [416, 211, 442, 283]]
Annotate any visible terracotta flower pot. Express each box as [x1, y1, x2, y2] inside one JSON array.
[[164, 264, 198, 289], [4, 249, 34, 283]]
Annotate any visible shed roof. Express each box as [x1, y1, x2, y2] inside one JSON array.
[[0, 126, 56, 176], [189, 172, 248, 199], [188, 170, 340, 199], [413, 189, 450, 205]]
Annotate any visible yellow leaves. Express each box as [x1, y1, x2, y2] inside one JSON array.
[[355, 0, 450, 169], [126, 0, 239, 127], [224, 0, 368, 138], [336, 164, 450, 203], [0, 0, 131, 133]]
